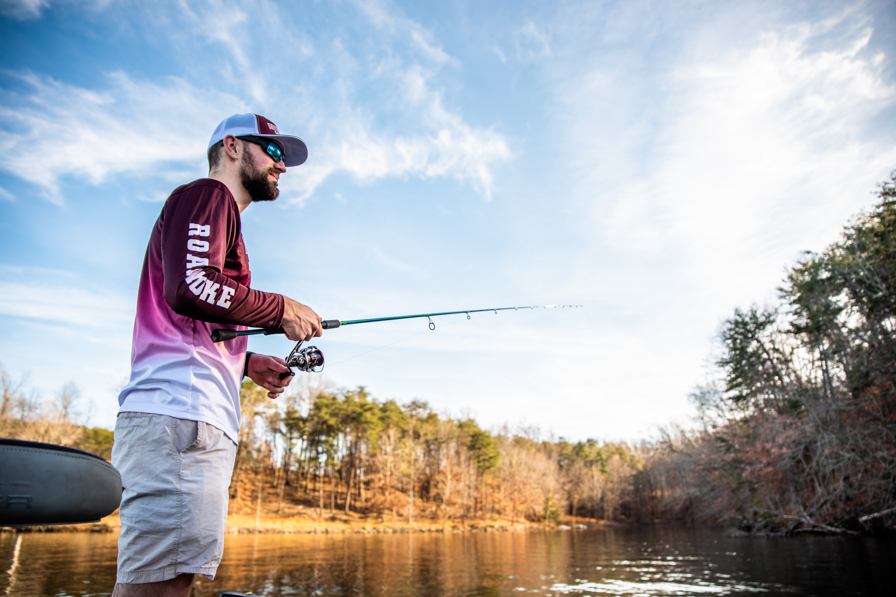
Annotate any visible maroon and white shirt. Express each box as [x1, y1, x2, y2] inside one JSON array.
[[117, 179, 284, 441]]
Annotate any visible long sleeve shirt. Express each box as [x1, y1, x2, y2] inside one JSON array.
[[117, 179, 284, 441]]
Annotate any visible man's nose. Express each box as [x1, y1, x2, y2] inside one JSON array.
[[274, 159, 287, 173]]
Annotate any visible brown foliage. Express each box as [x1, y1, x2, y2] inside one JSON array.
[[0, 364, 114, 460], [631, 174, 896, 535]]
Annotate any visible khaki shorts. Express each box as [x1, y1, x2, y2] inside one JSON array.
[[112, 412, 237, 584]]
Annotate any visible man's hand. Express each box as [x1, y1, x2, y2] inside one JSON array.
[[246, 353, 294, 398], [281, 297, 323, 342]]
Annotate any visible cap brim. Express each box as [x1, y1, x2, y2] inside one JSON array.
[[260, 134, 308, 167]]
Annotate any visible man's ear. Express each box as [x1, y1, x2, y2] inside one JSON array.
[[222, 134, 242, 161]]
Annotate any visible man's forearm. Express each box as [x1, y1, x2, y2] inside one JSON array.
[[165, 266, 285, 328]]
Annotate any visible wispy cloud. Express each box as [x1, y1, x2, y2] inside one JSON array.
[[516, 20, 552, 61], [0, 267, 133, 329], [0, 0, 50, 20], [547, 4, 895, 297], [0, 0, 115, 20], [603, 11, 896, 261], [276, 0, 512, 201], [349, 0, 455, 66], [0, 0, 511, 204], [284, 63, 511, 202], [0, 71, 246, 202], [165, 0, 280, 105]]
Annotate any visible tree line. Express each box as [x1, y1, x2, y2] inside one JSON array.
[[0, 365, 643, 525], [230, 377, 642, 524]]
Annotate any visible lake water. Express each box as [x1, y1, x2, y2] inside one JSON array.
[[2, 525, 894, 596]]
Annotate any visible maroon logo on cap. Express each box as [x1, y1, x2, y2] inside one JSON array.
[[255, 115, 280, 135]]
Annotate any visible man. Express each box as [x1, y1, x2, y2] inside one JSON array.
[[111, 113, 322, 597]]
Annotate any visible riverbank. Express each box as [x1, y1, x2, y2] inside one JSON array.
[[1, 509, 608, 535]]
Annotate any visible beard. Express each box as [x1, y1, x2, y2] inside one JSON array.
[[239, 150, 280, 202]]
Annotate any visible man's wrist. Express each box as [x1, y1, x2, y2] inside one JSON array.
[[243, 352, 255, 379]]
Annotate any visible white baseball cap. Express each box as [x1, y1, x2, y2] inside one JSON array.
[[208, 113, 308, 167]]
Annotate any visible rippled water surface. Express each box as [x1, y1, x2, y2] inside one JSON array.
[[2, 525, 894, 596]]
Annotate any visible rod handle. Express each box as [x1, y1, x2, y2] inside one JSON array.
[[212, 321, 337, 342], [211, 329, 239, 342], [210, 327, 284, 342]]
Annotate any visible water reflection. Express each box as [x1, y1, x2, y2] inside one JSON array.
[[1, 531, 119, 596], [2, 526, 895, 596]]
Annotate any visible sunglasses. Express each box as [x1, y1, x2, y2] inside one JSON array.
[[238, 136, 284, 163]]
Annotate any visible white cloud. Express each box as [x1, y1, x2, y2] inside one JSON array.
[[350, 0, 455, 66], [0, 186, 14, 201], [547, 5, 895, 291], [0, 0, 50, 19], [0, 269, 133, 329], [281, 109, 510, 203], [0, 71, 247, 202], [603, 13, 896, 266], [282, 0, 511, 201], [516, 20, 552, 61], [0, 0, 512, 204], [165, 0, 274, 105], [0, 0, 115, 20], [285, 66, 511, 202], [0, 266, 135, 430], [182, 0, 510, 200]]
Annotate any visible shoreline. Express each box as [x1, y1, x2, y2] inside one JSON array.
[[1, 511, 615, 535]]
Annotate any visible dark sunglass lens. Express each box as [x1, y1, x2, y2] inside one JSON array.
[[266, 143, 283, 163]]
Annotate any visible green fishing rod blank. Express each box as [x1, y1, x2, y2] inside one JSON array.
[[211, 305, 582, 342]]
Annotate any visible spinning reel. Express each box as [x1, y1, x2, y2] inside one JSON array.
[[280, 340, 324, 379]]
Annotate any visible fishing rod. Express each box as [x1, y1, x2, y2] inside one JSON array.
[[211, 304, 582, 377]]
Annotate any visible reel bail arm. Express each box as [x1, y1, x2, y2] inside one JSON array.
[[280, 340, 325, 379]]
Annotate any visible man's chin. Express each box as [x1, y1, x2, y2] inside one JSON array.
[[246, 181, 279, 202], [252, 190, 279, 202]]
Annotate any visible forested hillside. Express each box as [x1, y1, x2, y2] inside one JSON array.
[[227, 379, 642, 525], [637, 172, 896, 534]]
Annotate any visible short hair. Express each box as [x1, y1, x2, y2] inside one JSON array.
[[207, 141, 224, 172]]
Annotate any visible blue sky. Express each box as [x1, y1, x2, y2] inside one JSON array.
[[1, 0, 894, 440]]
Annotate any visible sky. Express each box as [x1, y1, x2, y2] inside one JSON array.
[[1, 0, 894, 441]]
